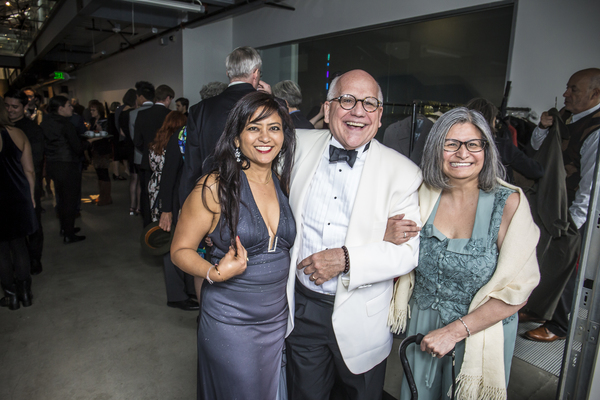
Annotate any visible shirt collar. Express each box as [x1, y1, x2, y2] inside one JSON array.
[[572, 102, 600, 123]]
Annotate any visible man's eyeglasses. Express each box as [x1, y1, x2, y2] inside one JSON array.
[[443, 139, 487, 153], [330, 94, 382, 113]]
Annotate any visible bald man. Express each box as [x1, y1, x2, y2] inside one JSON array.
[[522, 68, 600, 342]]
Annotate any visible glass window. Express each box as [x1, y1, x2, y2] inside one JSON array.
[[260, 5, 514, 139]]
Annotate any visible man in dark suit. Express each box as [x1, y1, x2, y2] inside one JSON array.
[[179, 46, 268, 205], [134, 84, 174, 227]]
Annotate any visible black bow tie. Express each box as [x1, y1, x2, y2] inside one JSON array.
[[329, 145, 358, 168]]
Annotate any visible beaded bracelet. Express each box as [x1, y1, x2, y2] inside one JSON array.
[[206, 265, 214, 285], [458, 317, 471, 337], [341, 246, 350, 274]]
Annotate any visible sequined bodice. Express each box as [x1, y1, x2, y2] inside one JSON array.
[[413, 187, 513, 325]]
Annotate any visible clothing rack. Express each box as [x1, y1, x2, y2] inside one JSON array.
[[382, 100, 460, 157]]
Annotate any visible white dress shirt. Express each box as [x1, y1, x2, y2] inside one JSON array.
[[530, 102, 600, 228], [296, 137, 369, 295]]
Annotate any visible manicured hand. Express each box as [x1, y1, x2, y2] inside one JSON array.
[[217, 236, 248, 281]]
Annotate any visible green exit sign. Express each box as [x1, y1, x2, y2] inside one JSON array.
[[54, 72, 64, 80]]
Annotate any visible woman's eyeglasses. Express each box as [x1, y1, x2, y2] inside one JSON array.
[[443, 139, 487, 153]]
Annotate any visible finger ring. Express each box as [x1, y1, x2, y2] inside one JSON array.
[[431, 352, 436, 358], [404, 232, 407, 238]]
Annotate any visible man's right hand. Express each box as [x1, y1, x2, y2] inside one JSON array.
[[539, 111, 554, 129]]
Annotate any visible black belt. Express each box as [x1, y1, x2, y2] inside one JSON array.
[[295, 277, 335, 307]]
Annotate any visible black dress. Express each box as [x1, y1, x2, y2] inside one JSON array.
[[197, 171, 296, 400], [0, 129, 37, 242]]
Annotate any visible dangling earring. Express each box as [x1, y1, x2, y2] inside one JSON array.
[[235, 147, 241, 163]]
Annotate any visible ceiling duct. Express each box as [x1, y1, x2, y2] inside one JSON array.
[[120, 0, 206, 13]]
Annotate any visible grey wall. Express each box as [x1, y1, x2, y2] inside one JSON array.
[[229, 0, 600, 117], [182, 19, 232, 106], [61, 30, 184, 107]]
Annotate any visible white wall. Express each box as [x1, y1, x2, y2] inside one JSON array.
[[229, 0, 600, 117], [182, 19, 232, 106], [508, 0, 600, 115], [61, 30, 184, 106]]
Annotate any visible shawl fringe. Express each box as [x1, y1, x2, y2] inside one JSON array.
[[450, 374, 507, 400], [387, 273, 414, 334]]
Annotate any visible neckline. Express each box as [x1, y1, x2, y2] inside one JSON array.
[[241, 170, 282, 247], [426, 189, 494, 241]]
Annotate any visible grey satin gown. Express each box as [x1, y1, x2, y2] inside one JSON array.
[[197, 171, 296, 400]]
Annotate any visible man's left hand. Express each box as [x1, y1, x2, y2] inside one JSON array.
[[297, 248, 345, 286]]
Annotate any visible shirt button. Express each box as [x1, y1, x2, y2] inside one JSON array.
[[334, 197, 337, 199], [339, 169, 342, 172], [328, 223, 330, 225]]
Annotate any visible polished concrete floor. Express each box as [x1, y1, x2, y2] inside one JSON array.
[[0, 169, 559, 399]]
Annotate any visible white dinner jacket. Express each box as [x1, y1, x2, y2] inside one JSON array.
[[286, 129, 422, 374]]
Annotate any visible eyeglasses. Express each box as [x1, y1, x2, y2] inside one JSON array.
[[444, 139, 487, 153], [330, 94, 382, 113]]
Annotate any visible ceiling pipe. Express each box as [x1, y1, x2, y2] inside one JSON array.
[[120, 0, 206, 14]]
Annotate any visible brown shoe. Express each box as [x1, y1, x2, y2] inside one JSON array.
[[518, 311, 545, 324], [523, 325, 565, 342]]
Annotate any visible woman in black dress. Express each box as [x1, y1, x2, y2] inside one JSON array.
[[171, 92, 296, 400], [0, 97, 37, 309]]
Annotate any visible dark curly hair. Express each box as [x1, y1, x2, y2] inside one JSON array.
[[204, 91, 296, 250]]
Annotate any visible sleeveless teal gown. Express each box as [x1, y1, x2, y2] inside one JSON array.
[[400, 187, 517, 400]]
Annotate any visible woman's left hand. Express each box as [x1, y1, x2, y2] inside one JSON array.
[[384, 214, 421, 245], [420, 323, 464, 358]]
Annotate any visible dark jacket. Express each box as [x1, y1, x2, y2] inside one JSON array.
[[134, 104, 172, 171], [157, 132, 184, 225], [290, 111, 314, 129], [180, 82, 256, 204], [41, 113, 83, 163], [495, 124, 544, 183]]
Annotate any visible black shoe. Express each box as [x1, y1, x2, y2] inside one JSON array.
[[60, 227, 81, 236], [167, 298, 200, 311], [64, 234, 86, 244], [31, 259, 43, 275], [16, 279, 32, 307], [1, 284, 19, 310], [113, 174, 127, 181]]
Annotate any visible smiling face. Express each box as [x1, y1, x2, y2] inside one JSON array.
[[442, 122, 485, 185], [324, 70, 383, 150], [234, 107, 284, 169], [5, 97, 25, 122]]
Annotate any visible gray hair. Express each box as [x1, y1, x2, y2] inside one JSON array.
[[272, 80, 303, 108], [226, 46, 262, 80], [421, 107, 505, 192], [200, 81, 228, 100], [326, 74, 384, 102]]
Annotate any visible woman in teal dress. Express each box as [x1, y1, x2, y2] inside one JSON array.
[[393, 107, 540, 400]]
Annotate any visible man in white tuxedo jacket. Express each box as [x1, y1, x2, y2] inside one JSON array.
[[285, 70, 422, 400]]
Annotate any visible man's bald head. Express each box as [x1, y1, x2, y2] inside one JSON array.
[[564, 68, 600, 114]]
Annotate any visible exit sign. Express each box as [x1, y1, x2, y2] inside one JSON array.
[[54, 72, 64, 80]]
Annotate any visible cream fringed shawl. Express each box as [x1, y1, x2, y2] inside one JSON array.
[[388, 180, 541, 400]]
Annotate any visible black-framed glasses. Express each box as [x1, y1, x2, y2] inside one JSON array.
[[330, 94, 382, 113], [444, 139, 487, 153]]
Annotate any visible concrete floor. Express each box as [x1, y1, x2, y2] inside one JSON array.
[[0, 169, 559, 399]]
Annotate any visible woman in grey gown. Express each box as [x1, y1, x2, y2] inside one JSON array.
[[171, 92, 296, 400]]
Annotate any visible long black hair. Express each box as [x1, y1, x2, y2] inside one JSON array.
[[204, 91, 296, 249]]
